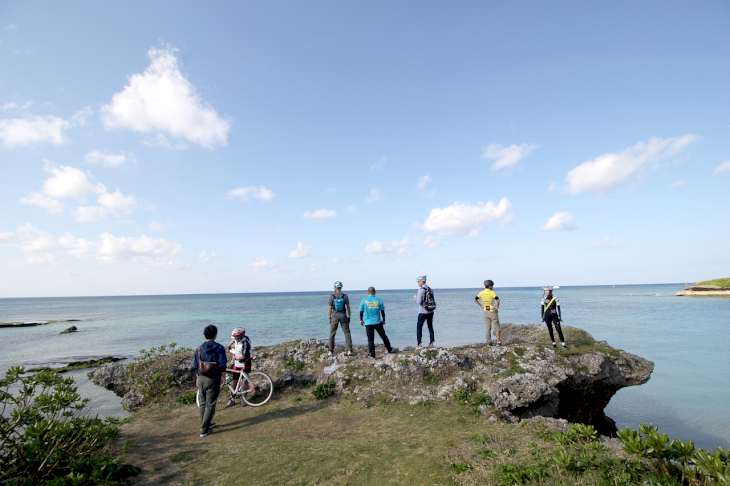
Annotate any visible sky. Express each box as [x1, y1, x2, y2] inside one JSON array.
[[1, 1, 729, 297]]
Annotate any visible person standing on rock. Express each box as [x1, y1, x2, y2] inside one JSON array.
[[541, 286, 568, 350], [414, 275, 435, 348], [475, 279, 501, 346], [194, 325, 228, 438], [359, 287, 395, 361], [328, 281, 353, 357]]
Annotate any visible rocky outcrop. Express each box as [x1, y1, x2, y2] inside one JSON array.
[[88, 325, 653, 435], [676, 285, 730, 296]]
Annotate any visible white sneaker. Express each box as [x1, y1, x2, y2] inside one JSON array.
[[346, 350, 354, 356], [327, 350, 333, 357], [416, 344, 422, 349]]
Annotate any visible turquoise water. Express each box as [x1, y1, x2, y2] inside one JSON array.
[[1, 284, 728, 448]]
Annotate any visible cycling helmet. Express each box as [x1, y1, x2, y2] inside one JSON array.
[[417, 275, 427, 282], [334, 281, 343, 289], [231, 327, 246, 338], [484, 280, 494, 288]]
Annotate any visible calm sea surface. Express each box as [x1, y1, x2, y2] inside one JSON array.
[[1, 284, 728, 449]]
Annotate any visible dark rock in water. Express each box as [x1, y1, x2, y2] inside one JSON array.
[[60, 325, 78, 334]]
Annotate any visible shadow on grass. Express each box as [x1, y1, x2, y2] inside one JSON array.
[[220, 399, 333, 433]]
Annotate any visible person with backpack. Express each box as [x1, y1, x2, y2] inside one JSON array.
[[193, 325, 228, 438], [541, 286, 568, 350], [328, 281, 353, 356], [414, 275, 436, 348], [475, 279, 501, 346], [359, 286, 395, 361]]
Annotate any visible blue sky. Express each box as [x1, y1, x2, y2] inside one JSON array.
[[1, 1, 728, 297]]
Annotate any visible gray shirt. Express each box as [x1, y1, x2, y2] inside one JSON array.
[[416, 285, 434, 314]]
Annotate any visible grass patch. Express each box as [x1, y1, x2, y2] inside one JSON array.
[[424, 349, 438, 360], [422, 369, 441, 386], [175, 390, 196, 405], [498, 361, 527, 379], [695, 278, 730, 288], [284, 356, 305, 372]]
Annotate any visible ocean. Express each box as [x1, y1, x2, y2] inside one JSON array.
[[1, 283, 728, 449]]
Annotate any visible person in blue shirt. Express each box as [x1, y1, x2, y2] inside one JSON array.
[[359, 287, 395, 360]]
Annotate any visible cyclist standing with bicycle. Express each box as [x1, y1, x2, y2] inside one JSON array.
[[225, 327, 252, 408], [194, 325, 228, 438]]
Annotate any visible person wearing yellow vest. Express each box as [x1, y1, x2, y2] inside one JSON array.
[[541, 286, 568, 350], [474, 279, 501, 346]]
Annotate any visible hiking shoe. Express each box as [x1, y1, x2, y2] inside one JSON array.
[[497, 342, 501, 346], [225, 398, 236, 408], [208, 423, 217, 430], [200, 429, 210, 438], [486, 342, 492, 346], [327, 350, 333, 357], [346, 350, 354, 356], [562, 344, 569, 350], [552, 343, 557, 349], [416, 344, 422, 349], [388, 349, 397, 354], [429, 343, 435, 348]]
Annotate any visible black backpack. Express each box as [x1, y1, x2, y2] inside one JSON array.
[[423, 286, 436, 312]]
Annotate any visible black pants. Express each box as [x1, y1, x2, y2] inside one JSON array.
[[545, 314, 564, 343], [366, 323, 392, 358], [416, 313, 435, 345]]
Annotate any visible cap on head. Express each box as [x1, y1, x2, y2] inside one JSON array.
[[334, 281, 343, 289], [231, 327, 246, 339], [543, 286, 559, 291], [484, 279, 494, 288], [417, 275, 427, 283]]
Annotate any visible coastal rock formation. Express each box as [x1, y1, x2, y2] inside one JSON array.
[[676, 285, 730, 296], [88, 324, 653, 435]]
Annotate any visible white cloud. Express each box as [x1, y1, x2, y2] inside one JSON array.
[[149, 221, 171, 232], [19, 192, 64, 214], [540, 211, 577, 231], [85, 150, 133, 168], [364, 236, 416, 256], [0, 223, 182, 263], [593, 236, 621, 249], [75, 190, 139, 223], [100, 47, 230, 149], [364, 188, 383, 203], [309, 263, 318, 272], [198, 251, 216, 263], [481, 143, 539, 170], [288, 242, 312, 259], [0, 107, 93, 148], [371, 156, 387, 172], [21, 164, 139, 222], [303, 209, 337, 219], [565, 135, 701, 194], [423, 236, 442, 249], [250, 257, 277, 271], [417, 175, 431, 190], [226, 185, 275, 202], [0, 115, 68, 147], [715, 161, 730, 174], [415, 198, 513, 238], [27, 253, 62, 266], [346, 205, 358, 215], [670, 180, 686, 188]]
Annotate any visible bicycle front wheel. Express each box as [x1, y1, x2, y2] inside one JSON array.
[[241, 371, 274, 407]]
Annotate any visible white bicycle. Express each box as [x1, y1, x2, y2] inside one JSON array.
[[197, 368, 274, 408]]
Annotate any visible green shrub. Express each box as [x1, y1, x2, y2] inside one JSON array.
[[450, 461, 472, 473], [422, 370, 441, 386], [125, 343, 191, 407], [312, 382, 335, 400], [175, 390, 197, 405], [424, 349, 438, 360], [284, 357, 305, 372], [0, 366, 139, 485]]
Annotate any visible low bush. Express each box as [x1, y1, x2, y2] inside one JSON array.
[[0, 366, 139, 485], [312, 382, 335, 400], [284, 357, 305, 372], [175, 390, 197, 405], [125, 343, 191, 407]]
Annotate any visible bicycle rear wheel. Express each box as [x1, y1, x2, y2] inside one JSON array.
[[241, 371, 274, 407]]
